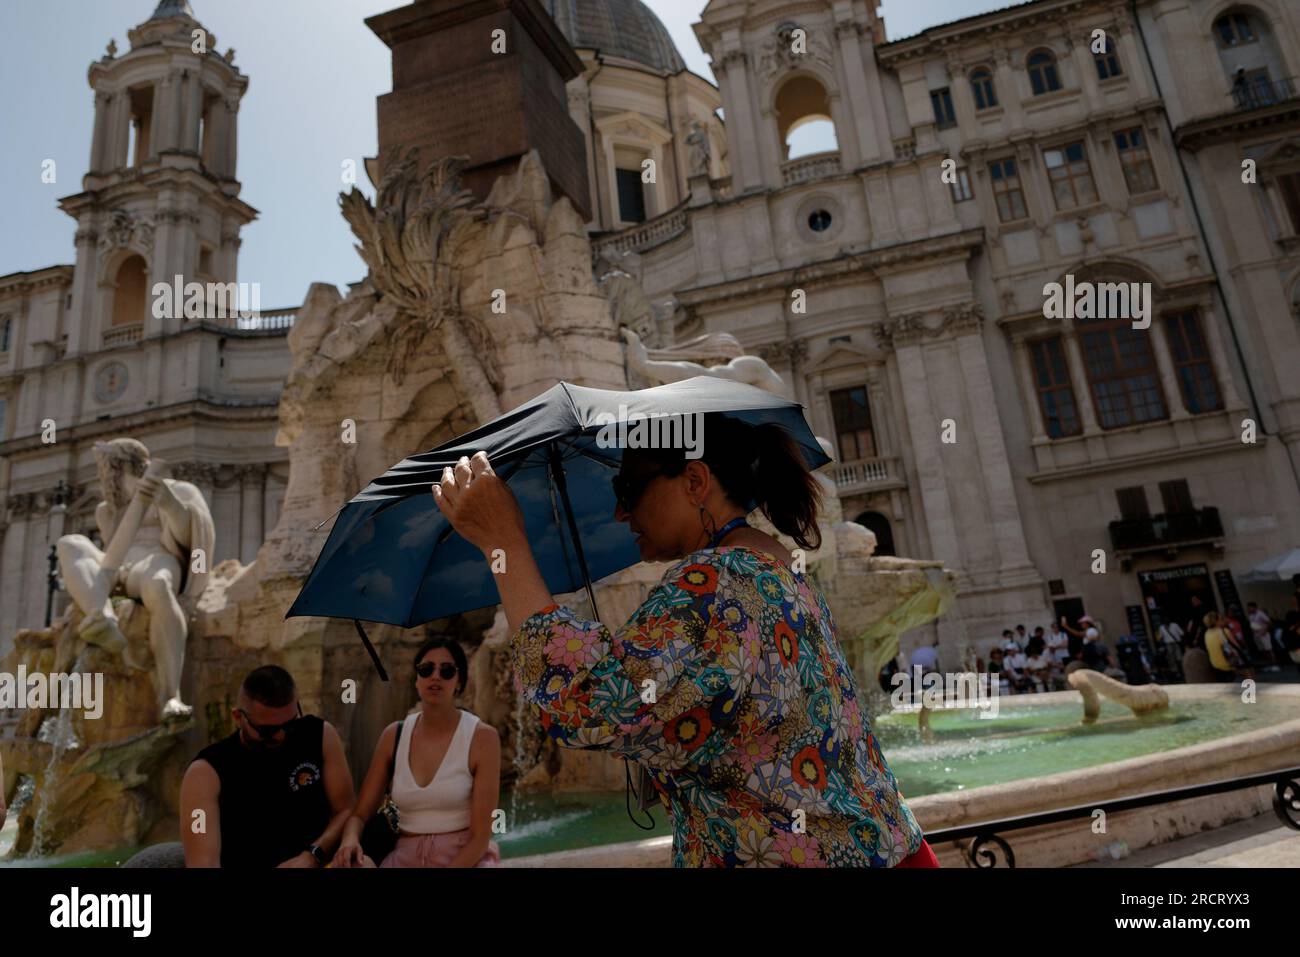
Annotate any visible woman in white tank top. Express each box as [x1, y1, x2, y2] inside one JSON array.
[[336, 638, 501, 867]]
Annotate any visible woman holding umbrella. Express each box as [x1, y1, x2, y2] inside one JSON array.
[[433, 413, 935, 868]]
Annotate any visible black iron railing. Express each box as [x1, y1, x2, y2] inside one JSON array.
[[925, 766, 1300, 867], [1108, 506, 1223, 552], [1231, 75, 1298, 111]]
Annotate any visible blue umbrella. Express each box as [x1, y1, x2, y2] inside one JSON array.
[[286, 376, 830, 679]]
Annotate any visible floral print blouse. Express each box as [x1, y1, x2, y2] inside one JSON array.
[[510, 545, 925, 867]]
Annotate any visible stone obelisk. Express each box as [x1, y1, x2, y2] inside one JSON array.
[[366, 0, 591, 219]]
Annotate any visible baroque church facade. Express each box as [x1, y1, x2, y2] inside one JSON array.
[[2, 0, 1298, 663]]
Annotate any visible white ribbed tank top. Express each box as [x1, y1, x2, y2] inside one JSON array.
[[391, 709, 478, 834]]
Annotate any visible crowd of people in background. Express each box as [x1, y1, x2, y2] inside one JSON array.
[[896, 587, 1300, 695]]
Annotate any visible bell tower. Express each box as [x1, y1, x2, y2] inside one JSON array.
[[59, 0, 258, 353]]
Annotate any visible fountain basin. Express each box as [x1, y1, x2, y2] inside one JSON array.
[[502, 683, 1300, 867]]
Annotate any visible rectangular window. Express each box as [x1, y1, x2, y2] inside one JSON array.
[[1094, 40, 1123, 81], [829, 386, 877, 461], [989, 157, 1028, 222], [1028, 336, 1082, 438], [1115, 127, 1158, 194], [1159, 479, 1194, 515], [931, 88, 957, 129], [1044, 141, 1099, 209], [1163, 309, 1223, 414], [1116, 486, 1150, 520], [615, 167, 647, 223], [950, 167, 973, 203], [1079, 317, 1168, 428], [1277, 172, 1300, 234]]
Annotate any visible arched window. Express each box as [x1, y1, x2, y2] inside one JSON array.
[[854, 511, 896, 557], [1078, 313, 1168, 428], [1093, 36, 1122, 80], [775, 75, 838, 160], [1213, 8, 1284, 105], [1027, 49, 1062, 96], [970, 67, 998, 110], [1214, 10, 1259, 47], [111, 255, 148, 328]]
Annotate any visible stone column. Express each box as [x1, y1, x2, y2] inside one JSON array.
[[865, 361, 893, 456], [224, 96, 240, 179], [718, 51, 762, 192], [89, 91, 111, 172], [952, 317, 1035, 570], [993, 47, 1026, 134], [108, 91, 132, 170], [1197, 304, 1246, 412], [1147, 320, 1191, 419], [1114, 18, 1152, 100], [1061, 324, 1102, 433], [146, 81, 163, 161], [206, 96, 228, 177], [239, 464, 266, 563], [1068, 35, 1102, 113], [1013, 338, 1050, 443], [184, 71, 203, 153], [892, 338, 963, 567], [162, 71, 184, 152], [834, 20, 877, 164]]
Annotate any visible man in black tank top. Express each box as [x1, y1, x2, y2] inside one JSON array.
[[180, 666, 355, 867]]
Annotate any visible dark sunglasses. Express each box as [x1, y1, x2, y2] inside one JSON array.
[[238, 702, 302, 739], [415, 661, 459, 681], [612, 469, 668, 512]]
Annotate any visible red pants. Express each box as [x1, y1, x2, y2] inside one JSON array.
[[896, 839, 940, 868]]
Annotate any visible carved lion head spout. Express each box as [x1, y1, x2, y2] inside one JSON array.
[[94, 437, 150, 520]]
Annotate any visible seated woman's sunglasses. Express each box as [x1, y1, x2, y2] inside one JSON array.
[[415, 661, 459, 680]]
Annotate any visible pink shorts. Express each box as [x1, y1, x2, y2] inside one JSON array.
[[379, 829, 500, 868]]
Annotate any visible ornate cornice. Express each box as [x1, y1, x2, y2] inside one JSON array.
[[873, 302, 985, 350], [6, 484, 84, 520]]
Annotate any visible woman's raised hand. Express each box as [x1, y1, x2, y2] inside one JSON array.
[[431, 452, 528, 555], [333, 837, 365, 868]]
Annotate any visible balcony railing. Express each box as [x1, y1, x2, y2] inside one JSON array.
[[781, 151, 841, 186], [101, 323, 143, 348], [236, 307, 297, 332], [829, 456, 902, 494], [593, 207, 689, 258], [1230, 75, 1298, 112], [1108, 507, 1224, 553]]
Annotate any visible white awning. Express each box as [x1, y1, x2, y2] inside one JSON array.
[[1238, 547, 1300, 583]]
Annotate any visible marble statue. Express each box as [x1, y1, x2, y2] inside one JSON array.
[[622, 327, 789, 396], [1067, 666, 1169, 724], [55, 438, 214, 719], [686, 121, 711, 178]]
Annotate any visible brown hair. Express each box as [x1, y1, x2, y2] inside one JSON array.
[[638, 414, 823, 550]]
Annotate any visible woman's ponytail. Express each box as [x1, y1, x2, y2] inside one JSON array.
[[749, 422, 823, 551]]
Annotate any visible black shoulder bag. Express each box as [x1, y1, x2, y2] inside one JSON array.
[[360, 720, 404, 864]]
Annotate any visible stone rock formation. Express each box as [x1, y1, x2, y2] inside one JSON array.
[[0, 601, 192, 859]]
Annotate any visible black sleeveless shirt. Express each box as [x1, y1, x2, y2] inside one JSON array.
[[193, 715, 332, 868]]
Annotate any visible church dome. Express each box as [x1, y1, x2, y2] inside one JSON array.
[[544, 0, 686, 74]]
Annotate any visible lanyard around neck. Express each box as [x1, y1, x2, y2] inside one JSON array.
[[708, 516, 749, 548]]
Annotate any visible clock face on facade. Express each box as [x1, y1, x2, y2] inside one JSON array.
[[94, 362, 128, 403]]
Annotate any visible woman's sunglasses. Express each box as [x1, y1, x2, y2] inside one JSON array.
[[237, 702, 302, 739], [612, 469, 668, 512], [415, 661, 459, 681]]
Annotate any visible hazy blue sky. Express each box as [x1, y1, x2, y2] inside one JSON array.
[[1, 0, 1012, 309]]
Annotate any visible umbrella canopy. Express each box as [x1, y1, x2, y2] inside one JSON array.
[[1238, 547, 1300, 584], [286, 376, 830, 631]]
